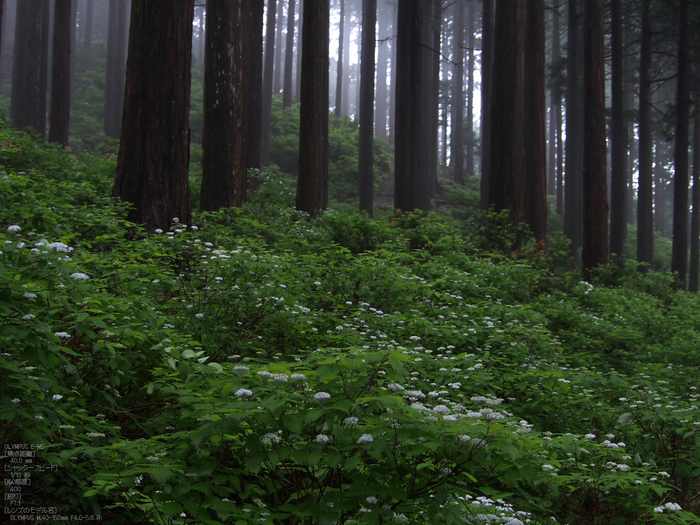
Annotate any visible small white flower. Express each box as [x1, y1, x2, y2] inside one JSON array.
[[172, 217, 179, 223], [542, 464, 555, 470], [457, 435, 471, 442], [314, 392, 331, 402], [314, 281, 321, 286], [47, 242, 72, 253], [366, 496, 378, 504], [54, 332, 71, 339], [653, 507, 664, 514], [357, 434, 374, 444], [585, 433, 596, 440], [22, 314, 35, 320], [70, 273, 89, 280], [23, 293, 37, 299], [11, 398, 20, 404], [154, 228, 163, 234], [344, 416, 359, 426], [316, 434, 330, 444], [235, 388, 253, 398], [7, 225, 21, 233], [52, 394, 63, 401], [262, 432, 280, 444], [34, 415, 44, 422], [291, 373, 306, 381], [665, 502, 682, 511], [195, 313, 204, 318]]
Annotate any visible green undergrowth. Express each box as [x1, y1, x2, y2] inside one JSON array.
[[1, 131, 699, 524]]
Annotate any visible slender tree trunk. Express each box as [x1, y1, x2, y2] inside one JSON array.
[[388, 0, 397, 145], [582, 0, 608, 278], [39, 0, 50, 139], [245, 0, 264, 171], [83, 0, 93, 48], [671, 0, 691, 286], [10, 0, 45, 137], [689, 99, 700, 292], [104, 0, 127, 139], [49, 0, 71, 146], [0, 0, 8, 89], [523, 0, 546, 244], [260, 0, 277, 164], [564, 0, 584, 262], [465, 1, 475, 177], [375, 0, 389, 139], [112, 0, 194, 231], [295, 0, 303, 103], [394, 0, 421, 212], [340, 0, 351, 116], [655, 140, 666, 236], [549, 2, 562, 205], [451, 0, 464, 183], [335, 0, 345, 115], [609, 0, 626, 261], [418, 0, 435, 211], [273, 0, 284, 94], [430, 0, 441, 194], [296, 0, 328, 218], [479, 0, 493, 210], [201, 0, 245, 211], [637, 0, 653, 268], [487, 0, 523, 223], [624, 20, 636, 226], [358, 0, 375, 215], [283, 0, 295, 108]]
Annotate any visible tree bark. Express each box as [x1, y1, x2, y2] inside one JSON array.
[[637, 0, 653, 268], [112, 0, 194, 231], [418, 0, 436, 211], [582, 0, 608, 278], [689, 98, 700, 292], [394, 0, 421, 212], [49, 0, 71, 146], [374, 0, 390, 139], [104, 0, 127, 139], [200, 0, 245, 211], [335, 0, 345, 116], [260, 0, 277, 164], [10, 0, 46, 137], [273, 0, 284, 94], [282, 0, 295, 108], [295, 0, 303, 103], [465, 0, 474, 177], [671, 0, 691, 286], [564, 0, 584, 262], [451, 0, 464, 183], [245, 0, 264, 171], [83, 0, 93, 48], [487, 0, 523, 224], [296, 0, 329, 218], [358, 0, 375, 215], [523, 0, 546, 245], [609, 0, 626, 261], [479, 0, 493, 210]]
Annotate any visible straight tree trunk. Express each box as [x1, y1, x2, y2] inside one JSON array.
[[295, 0, 303, 103], [388, 0, 397, 145], [609, 0, 626, 260], [201, 0, 245, 211], [487, 0, 523, 223], [104, 0, 127, 139], [564, 0, 584, 262], [394, 0, 421, 212], [637, 0, 653, 268], [655, 140, 666, 235], [479, 0, 493, 210], [374, 0, 389, 139], [10, 0, 45, 137], [418, 0, 435, 210], [296, 0, 329, 218], [282, 0, 295, 108], [112, 0, 194, 231], [261, 0, 277, 164], [430, 0, 441, 194], [689, 99, 700, 292], [358, 0, 375, 215], [465, 0, 475, 177], [671, 0, 691, 285], [340, 0, 351, 116], [273, 0, 284, 94], [83, 0, 93, 48], [582, 0, 608, 278], [523, 0, 546, 244], [335, 0, 345, 116], [245, 0, 264, 170], [451, 0, 464, 183], [49, 0, 71, 146]]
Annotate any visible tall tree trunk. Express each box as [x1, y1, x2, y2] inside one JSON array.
[[83, 0, 93, 48], [39, 0, 50, 139], [549, 3, 562, 204], [340, 0, 351, 116], [388, 0, 397, 145], [487, 0, 523, 224], [358, 0, 375, 215], [465, 0, 475, 177], [296, 0, 328, 218], [112, 0, 194, 231], [637, 0, 653, 268], [655, 140, 666, 236], [418, 0, 436, 210], [430, 0, 441, 194], [671, 0, 691, 286], [49, 0, 71, 146], [394, 0, 421, 212], [375, 0, 389, 139], [273, 0, 284, 94], [245, 0, 264, 171], [582, 0, 608, 277], [201, 0, 245, 211], [523, 0, 546, 244], [282, 0, 295, 108], [10, 0, 45, 137], [295, 0, 303, 103], [564, 0, 584, 262], [104, 0, 127, 139], [451, 0, 464, 183], [479, 0, 493, 210], [689, 99, 700, 292], [609, 0, 626, 261], [335, 0, 345, 115], [260, 0, 277, 164]]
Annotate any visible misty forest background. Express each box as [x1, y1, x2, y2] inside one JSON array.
[[2, 0, 700, 524]]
